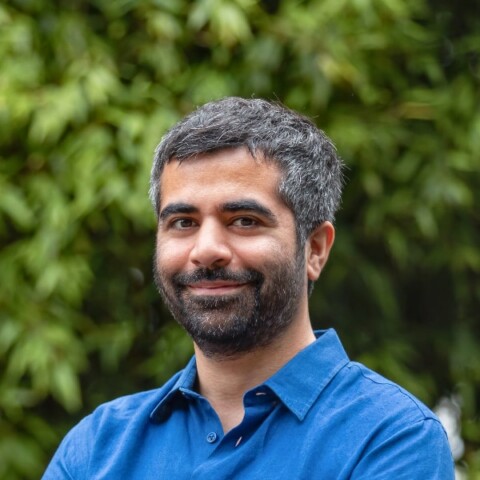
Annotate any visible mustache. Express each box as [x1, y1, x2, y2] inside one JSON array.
[[173, 267, 263, 286]]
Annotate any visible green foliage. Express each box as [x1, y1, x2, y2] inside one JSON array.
[[1, 0, 479, 477]]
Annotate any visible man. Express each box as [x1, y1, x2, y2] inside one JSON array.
[[43, 97, 454, 479]]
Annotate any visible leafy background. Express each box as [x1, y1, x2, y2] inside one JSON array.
[[0, 0, 479, 478]]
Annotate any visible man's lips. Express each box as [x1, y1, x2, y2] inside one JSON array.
[[185, 281, 247, 295]]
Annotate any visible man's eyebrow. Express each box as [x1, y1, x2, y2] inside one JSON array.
[[221, 200, 278, 223], [159, 203, 198, 222]]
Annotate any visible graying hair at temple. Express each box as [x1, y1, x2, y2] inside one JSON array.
[[149, 97, 344, 244]]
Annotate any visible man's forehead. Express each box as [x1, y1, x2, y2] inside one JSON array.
[[158, 149, 287, 212], [161, 149, 279, 182]]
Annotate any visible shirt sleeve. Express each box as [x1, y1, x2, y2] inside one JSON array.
[[350, 417, 455, 479], [41, 417, 91, 480]]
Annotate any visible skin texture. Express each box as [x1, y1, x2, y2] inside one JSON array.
[[154, 147, 335, 432]]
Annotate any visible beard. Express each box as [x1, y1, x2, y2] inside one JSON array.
[[153, 250, 306, 358]]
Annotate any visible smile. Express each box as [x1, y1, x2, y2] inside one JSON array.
[[186, 281, 247, 296]]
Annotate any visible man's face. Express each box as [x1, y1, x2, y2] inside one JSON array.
[[153, 148, 309, 357]]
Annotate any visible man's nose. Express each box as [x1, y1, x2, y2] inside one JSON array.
[[189, 221, 233, 269]]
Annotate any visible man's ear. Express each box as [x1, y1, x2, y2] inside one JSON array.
[[306, 221, 335, 281]]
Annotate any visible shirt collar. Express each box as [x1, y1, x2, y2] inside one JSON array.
[[265, 329, 349, 420], [150, 356, 198, 422], [150, 328, 349, 423]]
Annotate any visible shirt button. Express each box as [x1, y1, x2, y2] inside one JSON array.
[[206, 432, 217, 444]]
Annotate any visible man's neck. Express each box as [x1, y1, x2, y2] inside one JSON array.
[[194, 319, 316, 433]]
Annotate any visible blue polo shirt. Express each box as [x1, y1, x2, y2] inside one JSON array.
[[43, 329, 454, 479]]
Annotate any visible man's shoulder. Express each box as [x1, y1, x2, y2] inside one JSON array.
[[310, 359, 454, 477], [41, 369, 186, 479], [63, 367, 184, 449], [340, 361, 438, 422]]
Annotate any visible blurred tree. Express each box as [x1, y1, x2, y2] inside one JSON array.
[[0, 0, 478, 478]]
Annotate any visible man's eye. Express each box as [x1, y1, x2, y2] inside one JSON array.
[[171, 218, 195, 229], [232, 217, 257, 227]]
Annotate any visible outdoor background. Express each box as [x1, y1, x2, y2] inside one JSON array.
[[1, 0, 479, 478]]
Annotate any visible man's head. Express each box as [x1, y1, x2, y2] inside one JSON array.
[[150, 97, 343, 357], [150, 97, 343, 246]]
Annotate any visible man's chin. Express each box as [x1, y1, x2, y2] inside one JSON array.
[[182, 292, 247, 309], [183, 319, 261, 357]]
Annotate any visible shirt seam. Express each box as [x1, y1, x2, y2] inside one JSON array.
[[348, 362, 433, 421]]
